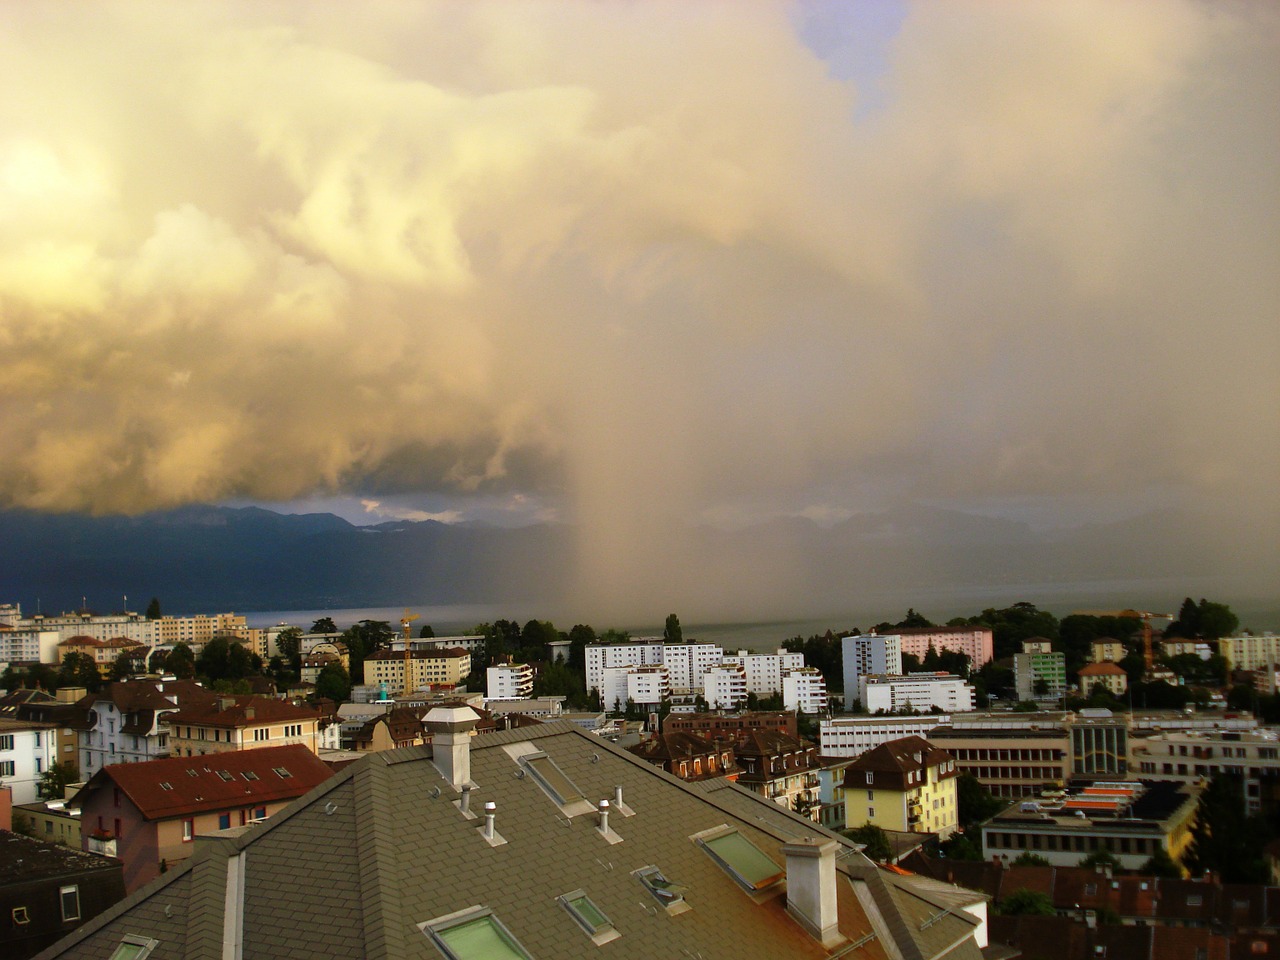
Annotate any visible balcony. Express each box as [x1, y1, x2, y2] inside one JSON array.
[[87, 833, 117, 856]]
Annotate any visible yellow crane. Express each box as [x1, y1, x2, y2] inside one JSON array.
[[400, 608, 420, 696]]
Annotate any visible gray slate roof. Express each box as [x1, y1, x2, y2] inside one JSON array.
[[35, 721, 981, 960]]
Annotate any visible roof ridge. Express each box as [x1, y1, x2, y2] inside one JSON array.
[[352, 759, 403, 960]]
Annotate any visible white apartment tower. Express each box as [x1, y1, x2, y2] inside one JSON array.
[[841, 634, 903, 711]]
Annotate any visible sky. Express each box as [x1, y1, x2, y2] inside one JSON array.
[[1, 1, 1277, 613]]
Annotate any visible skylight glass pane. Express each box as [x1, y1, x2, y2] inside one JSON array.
[[567, 895, 608, 931], [702, 832, 784, 890], [523, 754, 583, 806], [108, 945, 146, 960], [436, 916, 530, 960]]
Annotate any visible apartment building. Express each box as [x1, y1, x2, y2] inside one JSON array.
[[928, 713, 1071, 799], [702, 665, 748, 710], [721, 648, 806, 696], [626, 731, 736, 782], [841, 634, 902, 711], [897, 626, 994, 670], [11, 609, 248, 648], [819, 714, 951, 759], [1132, 729, 1280, 813], [1013, 644, 1067, 701], [843, 736, 960, 840], [70, 680, 215, 777], [584, 639, 724, 694], [361, 647, 471, 693], [55, 636, 147, 674], [0, 687, 82, 778], [163, 695, 323, 757], [599, 664, 670, 711], [486, 661, 535, 699], [783, 667, 830, 714], [860, 672, 975, 714], [1078, 661, 1128, 697], [664, 711, 798, 738], [733, 729, 822, 820], [1090, 639, 1127, 663], [0, 718, 57, 803], [1219, 634, 1280, 671], [0, 626, 61, 666]]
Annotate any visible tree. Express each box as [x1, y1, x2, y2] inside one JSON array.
[[145, 597, 162, 620], [1140, 846, 1182, 878], [939, 832, 983, 861], [166, 642, 196, 679], [1184, 774, 1272, 883], [956, 774, 1005, 826], [39, 761, 78, 801], [1012, 852, 1050, 867], [197, 637, 258, 683], [59, 653, 101, 691], [108, 651, 139, 681], [1078, 848, 1120, 870], [846, 823, 891, 862], [275, 627, 303, 677], [314, 662, 352, 702], [311, 617, 338, 634], [998, 889, 1055, 916], [663, 614, 683, 644], [418, 624, 435, 638]]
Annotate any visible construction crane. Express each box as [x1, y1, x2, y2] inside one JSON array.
[[400, 608, 420, 696], [1081, 609, 1174, 676]]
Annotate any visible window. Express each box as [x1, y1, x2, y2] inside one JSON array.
[[242, 771, 259, 781], [60, 885, 81, 921], [558, 890, 619, 945], [697, 828, 784, 892], [273, 767, 292, 779], [217, 771, 234, 782], [0, 761, 14, 777], [865, 772, 874, 785], [12, 906, 29, 925], [635, 865, 689, 909], [253, 806, 266, 820], [218, 813, 231, 830], [160, 782, 173, 791], [182, 819, 194, 842], [519, 752, 585, 806], [107, 935, 159, 960], [419, 906, 533, 960]]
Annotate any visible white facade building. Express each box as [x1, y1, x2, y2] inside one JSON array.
[[599, 665, 670, 711], [722, 648, 806, 697], [702, 666, 748, 710], [782, 668, 830, 714], [859, 673, 975, 715], [486, 662, 535, 700], [0, 628, 62, 666], [841, 634, 903, 711], [819, 715, 951, 759], [585, 640, 724, 695], [0, 718, 57, 804]]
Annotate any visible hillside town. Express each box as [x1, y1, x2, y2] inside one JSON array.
[[2, 599, 1279, 959]]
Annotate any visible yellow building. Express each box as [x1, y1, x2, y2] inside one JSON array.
[[1078, 661, 1128, 697], [842, 735, 960, 840], [362, 648, 472, 694], [163, 695, 323, 757]]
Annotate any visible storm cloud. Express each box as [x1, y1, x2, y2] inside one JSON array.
[[0, 1, 1276, 615]]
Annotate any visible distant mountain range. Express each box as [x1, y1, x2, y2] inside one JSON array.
[[0, 501, 1274, 622]]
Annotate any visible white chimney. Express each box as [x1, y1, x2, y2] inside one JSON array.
[[597, 799, 610, 835], [782, 838, 842, 948], [483, 801, 497, 840], [424, 705, 480, 790]]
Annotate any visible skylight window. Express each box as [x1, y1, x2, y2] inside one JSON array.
[[419, 906, 533, 960], [107, 936, 159, 960], [159, 782, 173, 791], [635, 865, 689, 912], [519, 752, 583, 806], [558, 890, 619, 946], [242, 771, 259, 781], [273, 767, 292, 779], [697, 829, 784, 892], [216, 771, 234, 782]]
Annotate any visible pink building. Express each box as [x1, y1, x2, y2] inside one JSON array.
[[897, 626, 994, 670]]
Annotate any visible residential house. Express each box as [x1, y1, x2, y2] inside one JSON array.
[[54, 637, 146, 676], [69, 744, 333, 892], [665, 710, 798, 738], [1078, 661, 1129, 697], [37, 713, 989, 960], [68, 680, 215, 778], [162, 695, 323, 757], [1090, 638, 1127, 664], [626, 731, 736, 782], [14, 797, 81, 849], [842, 736, 960, 840], [1, 689, 83, 779], [299, 651, 342, 687], [344, 707, 429, 753], [0, 718, 58, 804], [733, 729, 821, 820], [0, 831, 125, 960]]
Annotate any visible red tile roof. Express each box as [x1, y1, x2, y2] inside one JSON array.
[[163, 694, 321, 729], [81, 744, 332, 820]]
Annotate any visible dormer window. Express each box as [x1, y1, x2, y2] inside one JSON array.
[[866, 772, 874, 785]]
